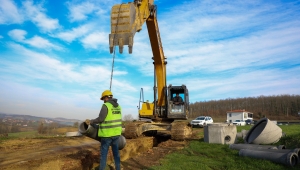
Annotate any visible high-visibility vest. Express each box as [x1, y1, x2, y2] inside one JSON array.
[[98, 102, 122, 137]]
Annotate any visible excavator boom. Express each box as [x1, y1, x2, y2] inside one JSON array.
[[109, 1, 166, 107]]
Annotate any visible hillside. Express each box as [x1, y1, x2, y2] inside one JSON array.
[[0, 112, 80, 126]]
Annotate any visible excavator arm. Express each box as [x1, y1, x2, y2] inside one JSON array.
[[109, 0, 166, 108]]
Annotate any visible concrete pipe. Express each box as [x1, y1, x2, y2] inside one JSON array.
[[78, 122, 99, 140], [118, 135, 126, 150], [229, 144, 286, 150], [244, 118, 282, 144], [248, 148, 300, 163], [78, 122, 126, 150], [239, 149, 298, 167]]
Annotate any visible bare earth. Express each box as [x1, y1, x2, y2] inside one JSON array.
[[0, 128, 202, 170]]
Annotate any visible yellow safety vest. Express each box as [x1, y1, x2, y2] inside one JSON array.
[[98, 103, 122, 137]]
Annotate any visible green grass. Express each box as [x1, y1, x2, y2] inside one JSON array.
[[0, 130, 65, 142], [149, 124, 300, 170], [7, 131, 38, 138], [276, 124, 300, 148]]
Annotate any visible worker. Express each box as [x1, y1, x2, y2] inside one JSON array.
[[173, 93, 183, 105], [172, 93, 183, 112], [85, 90, 122, 170]]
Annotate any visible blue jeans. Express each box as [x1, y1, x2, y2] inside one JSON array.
[[100, 136, 120, 170]]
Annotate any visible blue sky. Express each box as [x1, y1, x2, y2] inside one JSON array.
[[0, 0, 299, 121]]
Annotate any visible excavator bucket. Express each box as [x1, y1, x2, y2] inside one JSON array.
[[109, 3, 137, 54]]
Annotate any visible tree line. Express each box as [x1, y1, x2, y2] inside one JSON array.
[[0, 119, 69, 135], [0, 122, 20, 134], [189, 94, 300, 120]]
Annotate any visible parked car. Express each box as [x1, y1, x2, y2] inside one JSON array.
[[245, 119, 254, 125], [190, 116, 213, 127], [233, 119, 246, 126]]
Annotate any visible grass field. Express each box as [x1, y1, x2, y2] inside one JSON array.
[[0, 126, 78, 142], [149, 124, 300, 170]]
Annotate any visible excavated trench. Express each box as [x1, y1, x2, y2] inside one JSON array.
[[1, 131, 190, 170]]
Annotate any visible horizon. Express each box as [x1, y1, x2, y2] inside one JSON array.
[[0, 0, 299, 121]]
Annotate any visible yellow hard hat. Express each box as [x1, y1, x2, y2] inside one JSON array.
[[101, 90, 113, 100]]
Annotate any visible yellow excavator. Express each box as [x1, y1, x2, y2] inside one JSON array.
[[109, 0, 192, 140]]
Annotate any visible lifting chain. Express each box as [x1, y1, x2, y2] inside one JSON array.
[[109, 47, 116, 91], [109, 3, 124, 91]]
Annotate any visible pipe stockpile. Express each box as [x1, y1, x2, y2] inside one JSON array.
[[239, 149, 298, 167], [78, 122, 126, 150]]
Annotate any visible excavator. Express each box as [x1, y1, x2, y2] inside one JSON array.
[[109, 0, 192, 140]]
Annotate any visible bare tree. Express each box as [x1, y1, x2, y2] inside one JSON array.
[[123, 114, 134, 121], [37, 122, 44, 134], [73, 122, 79, 128]]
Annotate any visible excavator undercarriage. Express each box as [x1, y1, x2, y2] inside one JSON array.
[[124, 121, 192, 141]]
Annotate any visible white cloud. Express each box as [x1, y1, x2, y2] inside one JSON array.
[[54, 23, 94, 42], [8, 29, 62, 50], [22, 0, 59, 32], [81, 31, 107, 49], [8, 29, 27, 41], [25, 36, 62, 50], [4, 43, 128, 87], [0, 0, 23, 24], [0, 35, 3, 39], [67, 2, 97, 22]]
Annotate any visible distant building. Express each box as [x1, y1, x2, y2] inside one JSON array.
[[226, 110, 253, 123]]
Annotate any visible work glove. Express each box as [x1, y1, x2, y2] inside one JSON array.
[[85, 119, 91, 125]]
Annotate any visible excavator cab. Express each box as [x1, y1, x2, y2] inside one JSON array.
[[167, 85, 189, 119]]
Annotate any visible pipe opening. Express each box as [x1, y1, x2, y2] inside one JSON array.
[[244, 118, 282, 144], [246, 119, 267, 143], [289, 153, 298, 167], [225, 135, 231, 142]]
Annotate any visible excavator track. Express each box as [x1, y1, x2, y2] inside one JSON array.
[[124, 122, 143, 139], [171, 122, 192, 141]]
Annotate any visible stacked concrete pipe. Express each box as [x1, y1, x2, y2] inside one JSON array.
[[244, 118, 282, 144], [78, 122, 126, 150]]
